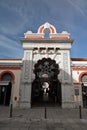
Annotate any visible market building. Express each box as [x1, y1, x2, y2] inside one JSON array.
[[0, 22, 87, 108]]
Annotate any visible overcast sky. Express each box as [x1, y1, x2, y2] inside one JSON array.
[[0, 0, 87, 58]]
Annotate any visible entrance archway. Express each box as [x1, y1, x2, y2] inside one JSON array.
[[81, 74, 87, 108], [31, 58, 61, 107], [0, 72, 13, 106]]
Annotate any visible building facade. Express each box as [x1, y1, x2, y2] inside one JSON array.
[[0, 22, 87, 108]]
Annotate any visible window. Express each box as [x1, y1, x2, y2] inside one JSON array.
[[1, 73, 12, 81], [44, 28, 50, 38], [82, 75, 87, 83]]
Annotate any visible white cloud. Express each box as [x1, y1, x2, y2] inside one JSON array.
[[0, 34, 21, 50], [0, 1, 30, 35], [66, 0, 86, 16], [0, 35, 23, 58], [0, 0, 34, 19]]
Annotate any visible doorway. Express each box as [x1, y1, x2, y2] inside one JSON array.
[[31, 58, 61, 107], [81, 75, 87, 108], [0, 72, 13, 106], [0, 82, 12, 106], [82, 83, 87, 108]]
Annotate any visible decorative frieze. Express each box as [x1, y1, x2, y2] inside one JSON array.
[[63, 52, 69, 80], [33, 47, 60, 54], [23, 60, 30, 80], [22, 51, 33, 83]]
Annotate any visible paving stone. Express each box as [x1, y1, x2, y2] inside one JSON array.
[[0, 107, 87, 129]]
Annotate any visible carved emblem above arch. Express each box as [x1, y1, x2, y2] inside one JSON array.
[[34, 58, 59, 79]]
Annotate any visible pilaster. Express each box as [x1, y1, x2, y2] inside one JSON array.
[[20, 49, 33, 108], [61, 50, 74, 108]]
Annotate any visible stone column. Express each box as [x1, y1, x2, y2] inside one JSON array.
[[20, 49, 33, 108]]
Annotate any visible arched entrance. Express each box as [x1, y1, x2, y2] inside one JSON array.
[[31, 58, 61, 107], [81, 74, 87, 108], [0, 72, 13, 106]]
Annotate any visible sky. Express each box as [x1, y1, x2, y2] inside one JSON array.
[[0, 0, 87, 58]]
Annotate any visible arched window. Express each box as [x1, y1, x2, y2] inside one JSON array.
[[1, 73, 12, 81], [0, 71, 15, 82], [81, 74, 87, 83], [44, 28, 50, 38]]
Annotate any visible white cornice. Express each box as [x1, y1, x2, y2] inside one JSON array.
[[20, 38, 74, 43]]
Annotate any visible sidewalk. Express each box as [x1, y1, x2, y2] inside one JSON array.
[[0, 106, 87, 130]]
